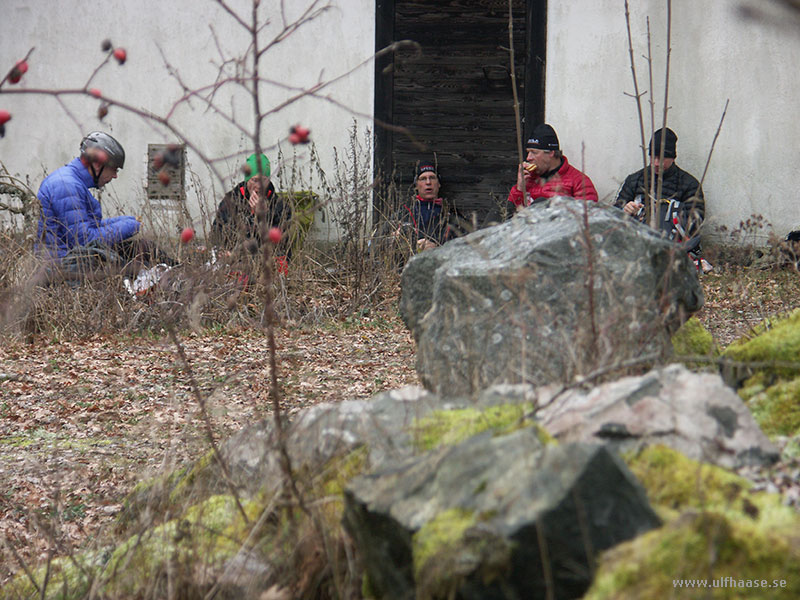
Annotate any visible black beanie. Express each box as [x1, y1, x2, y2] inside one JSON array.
[[649, 128, 677, 159], [416, 160, 438, 179], [526, 123, 560, 151]]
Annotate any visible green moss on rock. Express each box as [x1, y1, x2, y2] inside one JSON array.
[[723, 308, 800, 379], [1, 550, 108, 600], [672, 316, 716, 358], [625, 445, 752, 516], [412, 508, 510, 600], [104, 494, 258, 597], [742, 376, 800, 438], [584, 510, 799, 599], [413, 508, 477, 578], [594, 445, 800, 598], [412, 404, 552, 452]]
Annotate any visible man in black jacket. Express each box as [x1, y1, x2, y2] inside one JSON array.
[[614, 128, 705, 259], [211, 153, 291, 256]]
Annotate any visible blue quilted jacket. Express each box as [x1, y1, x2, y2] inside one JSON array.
[[37, 158, 140, 258]]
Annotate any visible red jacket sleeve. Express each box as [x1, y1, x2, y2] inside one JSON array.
[[507, 185, 525, 207]]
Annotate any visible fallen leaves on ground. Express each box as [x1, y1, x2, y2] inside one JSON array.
[[0, 308, 416, 583]]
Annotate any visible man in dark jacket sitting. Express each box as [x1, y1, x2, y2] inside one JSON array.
[[210, 153, 291, 267], [614, 128, 706, 263], [395, 160, 462, 253]]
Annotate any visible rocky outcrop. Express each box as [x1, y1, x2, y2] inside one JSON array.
[[536, 364, 779, 469], [343, 433, 661, 600], [400, 197, 704, 397]]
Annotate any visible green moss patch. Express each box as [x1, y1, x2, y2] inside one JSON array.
[[412, 508, 510, 600], [740, 376, 800, 438], [672, 316, 716, 358], [412, 404, 552, 452], [585, 510, 798, 599], [104, 494, 260, 597], [625, 445, 752, 516], [2, 550, 108, 600], [595, 445, 800, 598], [723, 308, 800, 378]]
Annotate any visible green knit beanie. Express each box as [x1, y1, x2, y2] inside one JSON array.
[[244, 153, 270, 181]]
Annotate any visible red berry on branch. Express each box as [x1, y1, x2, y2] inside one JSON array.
[[0, 110, 11, 126], [7, 61, 27, 84], [158, 170, 171, 186], [89, 88, 102, 98], [113, 48, 127, 65], [180, 227, 194, 244], [268, 227, 282, 245], [289, 124, 310, 144]]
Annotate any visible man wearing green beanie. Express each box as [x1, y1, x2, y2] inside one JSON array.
[[210, 153, 292, 262]]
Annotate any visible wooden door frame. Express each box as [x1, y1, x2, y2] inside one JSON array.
[[373, 0, 547, 215]]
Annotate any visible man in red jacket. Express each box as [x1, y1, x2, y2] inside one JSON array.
[[507, 123, 598, 209]]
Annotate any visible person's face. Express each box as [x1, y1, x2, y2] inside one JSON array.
[[94, 162, 119, 188], [416, 171, 440, 200], [650, 155, 674, 175], [247, 174, 270, 194], [526, 148, 557, 172]]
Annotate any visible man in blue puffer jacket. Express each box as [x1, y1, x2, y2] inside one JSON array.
[[37, 131, 140, 262]]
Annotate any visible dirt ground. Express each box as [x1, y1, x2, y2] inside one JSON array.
[[0, 306, 417, 583], [1, 263, 800, 584]]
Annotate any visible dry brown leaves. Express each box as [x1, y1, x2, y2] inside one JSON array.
[[0, 307, 416, 583], [2, 264, 799, 584]]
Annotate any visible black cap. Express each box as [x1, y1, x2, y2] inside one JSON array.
[[416, 159, 438, 179], [649, 128, 677, 159], [526, 124, 560, 151]]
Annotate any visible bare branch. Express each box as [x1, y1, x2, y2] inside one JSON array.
[[213, 0, 251, 32], [697, 99, 729, 192], [655, 0, 673, 209], [507, 0, 524, 164], [624, 0, 649, 175]]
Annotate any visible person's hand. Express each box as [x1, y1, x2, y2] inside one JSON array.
[[417, 238, 438, 252], [516, 163, 526, 193], [248, 188, 262, 213], [623, 200, 643, 216]]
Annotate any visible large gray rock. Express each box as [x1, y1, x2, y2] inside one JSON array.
[[400, 197, 704, 397], [536, 363, 780, 469], [343, 433, 661, 600]]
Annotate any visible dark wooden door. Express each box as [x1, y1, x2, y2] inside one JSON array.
[[375, 0, 546, 225]]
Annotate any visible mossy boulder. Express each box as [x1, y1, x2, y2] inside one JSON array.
[[625, 445, 753, 517], [345, 433, 660, 600], [0, 550, 108, 600], [722, 308, 800, 385], [585, 510, 799, 599], [738, 372, 800, 438], [116, 448, 219, 533], [585, 445, 800, 599], [672, 316, 716, 361], [3, 494, 267, 600], [537, 364, 779, 469]]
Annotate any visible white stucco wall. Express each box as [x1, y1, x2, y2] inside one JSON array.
[[545, 0, 800, 242], [0, 0, 374, 241]]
